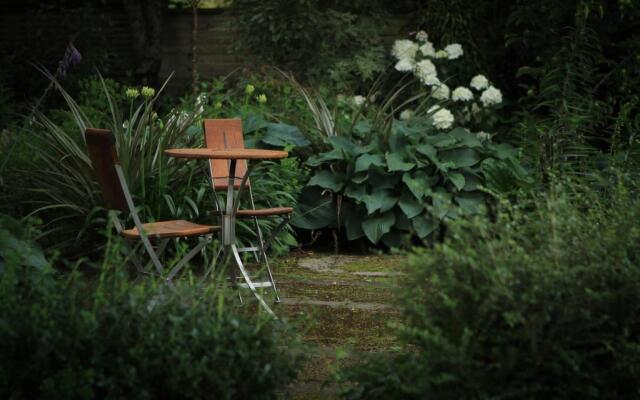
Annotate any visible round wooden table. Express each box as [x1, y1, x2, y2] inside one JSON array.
[[165, 148, 289, 317]]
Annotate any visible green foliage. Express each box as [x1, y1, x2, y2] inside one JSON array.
[[0, 214, 47, 271], [340, 176, 640, 399], [508, 0, 640, 175], [229, 0, 387, 88], [0, 231, 300, 399], [292, 118, 529, 247]]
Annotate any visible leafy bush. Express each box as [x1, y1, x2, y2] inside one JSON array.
[[0, 228, 301, 399], [290, 35, 531, 247], [340, 176, 640, 399]]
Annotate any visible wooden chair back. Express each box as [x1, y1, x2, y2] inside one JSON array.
[[84, 128, 128, 211], [203, 118, 249, 190]]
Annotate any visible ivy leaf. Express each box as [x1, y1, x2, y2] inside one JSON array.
[[361, 211, 396, 244], [386, 152, 415, 172]]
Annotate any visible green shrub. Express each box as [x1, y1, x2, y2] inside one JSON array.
[[0, 227, 301, 399], [341, 177, 640, 399]]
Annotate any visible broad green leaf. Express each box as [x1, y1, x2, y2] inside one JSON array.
[[328, 135, 358, 156], [461, 170, 482, 191], [308, 170, 345, 192], [291, 186, 336, 229], [432, 190, 453, 220], [363, 189, 398, 214], [381, 231, 407, 249], [344, 184, 367, 202], [402, 172, 426, 199], [355, 153, 385, 172], [449, 127, 482, 148], [455, 192, 486, 214], [447, 171, 466, 191], [361, 211, 396, 244], [263, 123, 310, 147], [352, 172, 368, 184], [368, 168, 399, 189], [353, 120, 372, 137], [386, 152, 415, 172], [416, 144, 437, 159], [242, 112, 266, 134], [412, 214, 438, 238], [439, 148, 480, 167], [398, 192, 423, 218], [425, 134, 457, 147], [488, 143, 518, 160]]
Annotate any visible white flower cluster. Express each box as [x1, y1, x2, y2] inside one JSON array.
[[428, 106, 454, 130], [390, 34, 503, 132], [452, 86, 473, 102]]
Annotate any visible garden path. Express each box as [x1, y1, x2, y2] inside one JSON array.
[[269, 253, 404, 399]]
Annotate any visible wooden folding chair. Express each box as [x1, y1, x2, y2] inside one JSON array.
[[85, 128, 219, 281], [203, 119, 293, 302]]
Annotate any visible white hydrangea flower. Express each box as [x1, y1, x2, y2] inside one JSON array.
[[476, 131, 491, 141], [399, 109, 415, 120], [415, 30, 429, 42], [480, 86, 503, 106], [391, 39, 418, 61], [423, 74, 440, 86], [452, 86, 473, 102], [431, 107, 455, 130], [470, 74, 489, 90], [419, 41, 436, 57], [414, 59, 438, 85], [432, 84, 450, 100], [394, 58, 415, 72], [444, 43, 463, 60], [352, 95, 366, 107], [435, 50, 449, 59]]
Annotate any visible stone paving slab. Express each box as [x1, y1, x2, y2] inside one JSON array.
[[271, 253, 405, 399]]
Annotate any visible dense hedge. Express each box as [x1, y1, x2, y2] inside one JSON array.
[[341, 178, 640, 399], [0, 221, 300, 399]]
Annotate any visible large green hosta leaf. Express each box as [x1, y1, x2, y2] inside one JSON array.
[[448, 127, 482, 148], [455, 191, 486, 214], [355, 153, 385, 172], [361, 211, 395, 244], [447, 171, 466, 191], [398, 191, 423, 218], [362, 189, 398, 214], [411, 213, 438, 239], [386, 152, 415, 172], [439, 148, 481, 168], [308, 170, 345, 192], [291, 186, 336, 230], [341, 201, 365, 240], [262, 123, 310, 147]]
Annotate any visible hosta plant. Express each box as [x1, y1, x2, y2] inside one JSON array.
[[291, 32, 530, 247]]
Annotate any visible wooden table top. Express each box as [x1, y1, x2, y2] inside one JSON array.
[[164, 148, 288, 160]]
